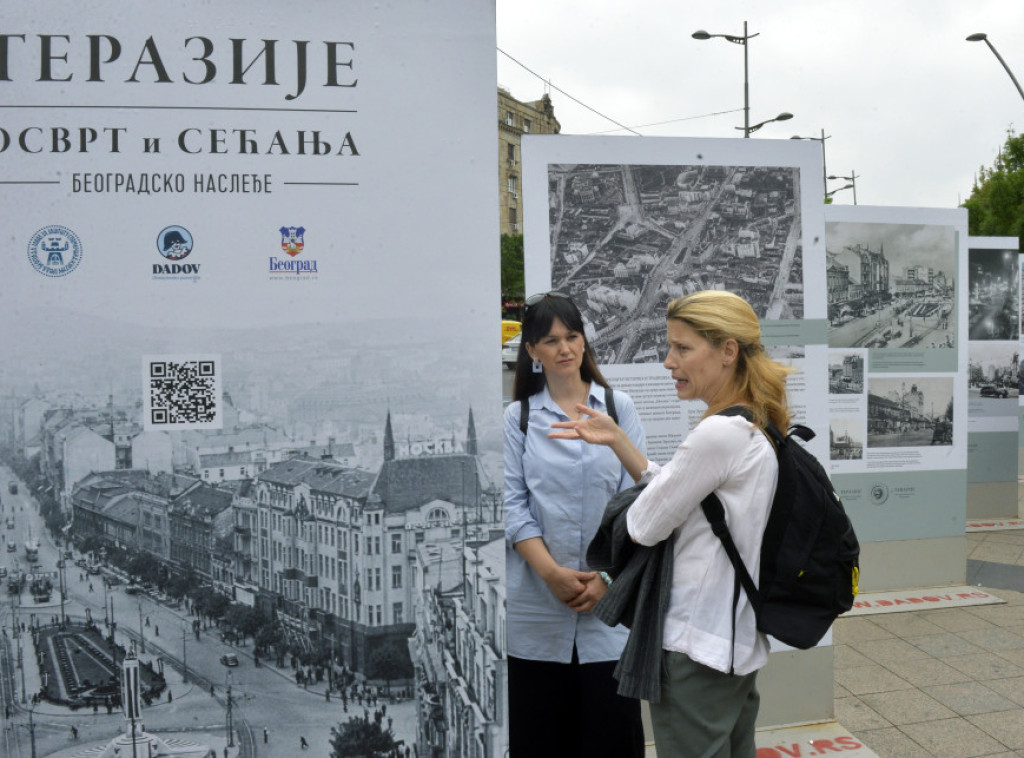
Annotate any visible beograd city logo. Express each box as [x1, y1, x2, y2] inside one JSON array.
[[270, 225, 317, 278]]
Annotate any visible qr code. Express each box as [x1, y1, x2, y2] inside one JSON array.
[[143, 356, 222, 430]]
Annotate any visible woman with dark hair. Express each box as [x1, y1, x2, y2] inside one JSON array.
[[551, 290, 794, 757], [504, 292, 646, 757]]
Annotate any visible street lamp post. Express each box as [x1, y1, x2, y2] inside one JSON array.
[[692, 21, 759, 137], [827, 172, 859, 204], [791, 129, 830, 197], [740, 112, 793, 136], [56, 559, 66, 627], [181, 623, 188, 684], [826, 183, 855, 201], [967, 33, 1024, 104]]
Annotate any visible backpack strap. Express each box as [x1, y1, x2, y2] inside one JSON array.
[[699, 405, 769, 674], [519, 385, 618, 435]]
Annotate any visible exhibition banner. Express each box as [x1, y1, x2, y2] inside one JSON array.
[[964, 237, 1019, 514], [824, 205, 969, 543], [521, 135, 829, 465], [0, 2, 504, 756]]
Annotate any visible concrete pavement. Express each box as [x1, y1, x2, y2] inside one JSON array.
[[830, 528, 1024, 756]]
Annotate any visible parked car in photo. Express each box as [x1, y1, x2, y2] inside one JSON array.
[[220, 653, 240, 667], [502, 333, 521, 370], [124, 584, 143, 595], [980, 384, 1008, 398]]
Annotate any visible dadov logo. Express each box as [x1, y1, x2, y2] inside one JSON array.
[[870, 483, 890, 505], [153, 226, 200, 280], [28, 225, 82, 277]]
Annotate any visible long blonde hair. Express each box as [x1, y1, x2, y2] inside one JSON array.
[[666, 290, 793, 431]]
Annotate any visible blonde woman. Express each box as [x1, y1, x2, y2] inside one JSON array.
[[552, 290, 793, 757]]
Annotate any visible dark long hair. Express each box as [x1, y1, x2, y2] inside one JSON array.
[[512, 293, 610, 402]]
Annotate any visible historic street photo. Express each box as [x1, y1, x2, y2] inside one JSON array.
[[827, 222, 956, 349], [829, 352, 864, 395], [968, 247, 1019, 341], [968, 341, 1020, 400], [830, 417, 864, 460], [867, 376, 954, 448]]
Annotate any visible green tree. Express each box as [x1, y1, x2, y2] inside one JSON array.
[[329, 714, 401, 758], [500, 233, 525, 310], [963, 128, 1024, 249]]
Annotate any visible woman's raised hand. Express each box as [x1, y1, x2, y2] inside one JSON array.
[[549, 404, 620, 446]]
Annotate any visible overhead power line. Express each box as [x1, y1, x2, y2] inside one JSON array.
[[497, 47, 642, 135], [499, 47, 747, 137]]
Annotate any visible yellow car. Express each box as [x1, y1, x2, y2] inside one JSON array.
[[502, 320, 521, 345]]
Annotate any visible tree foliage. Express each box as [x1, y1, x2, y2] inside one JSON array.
[[963, 128, 1024, 249], [329, 714, 401, 758], [500, 233, 525, 305]]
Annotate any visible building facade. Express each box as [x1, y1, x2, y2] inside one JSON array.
[[498, 88, 560, 236]]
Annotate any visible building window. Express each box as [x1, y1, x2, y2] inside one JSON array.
[[506, 143, 515, 164], [391, 565, 402, 589], [509, 206, 518, 227], [523, 118, 531, 133], [393, 602, 403, 624], [504, 110, 514, 126], [507, 175, 517, 195]]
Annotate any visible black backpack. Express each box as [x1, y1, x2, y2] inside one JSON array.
[[701, 406, 860, 655], [519, 385, 617, 434]]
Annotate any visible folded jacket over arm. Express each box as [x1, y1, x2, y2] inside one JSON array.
[[587, 483, 676, 703]]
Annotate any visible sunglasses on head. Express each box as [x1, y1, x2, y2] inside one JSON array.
[[525, 291, 569, 308]]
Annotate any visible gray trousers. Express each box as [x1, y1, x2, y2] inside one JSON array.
[[649, 651, 760, 758]]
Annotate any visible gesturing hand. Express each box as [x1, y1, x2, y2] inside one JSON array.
[[549, 404, 619, 446]]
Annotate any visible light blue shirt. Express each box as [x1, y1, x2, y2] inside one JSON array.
[[504, 383, 647, 663]]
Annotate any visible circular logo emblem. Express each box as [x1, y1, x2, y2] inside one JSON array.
[[870, 483, 889, 505], [27, 225, 82, 277], [157, 226, 194, 260]]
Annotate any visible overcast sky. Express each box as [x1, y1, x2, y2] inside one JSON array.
[[496, 0, 1024, 210]]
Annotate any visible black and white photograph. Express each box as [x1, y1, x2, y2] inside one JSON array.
[[968, 341, 1020, 400], [968, 247, 1019, 341], [867, 377, 955, 448], [829, 352, 864, 395], [827, 222, 956, 349], [545, 162, 805, 364], [829, 418, 864, 461]]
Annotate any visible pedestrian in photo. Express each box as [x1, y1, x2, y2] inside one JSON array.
[[263, 727, 268, 744], [504, 291, 646, 758], [300, 736, 309, 750], [551, 290, 792, 757]]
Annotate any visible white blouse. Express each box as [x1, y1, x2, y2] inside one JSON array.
[[627, 413, 778, 675]]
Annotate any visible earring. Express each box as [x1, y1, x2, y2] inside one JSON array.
[[532, 359, 543, 374]]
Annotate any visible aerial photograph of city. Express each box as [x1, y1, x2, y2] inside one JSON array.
[[0, 311, 505, 757], [545, 162, 805, 364]]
